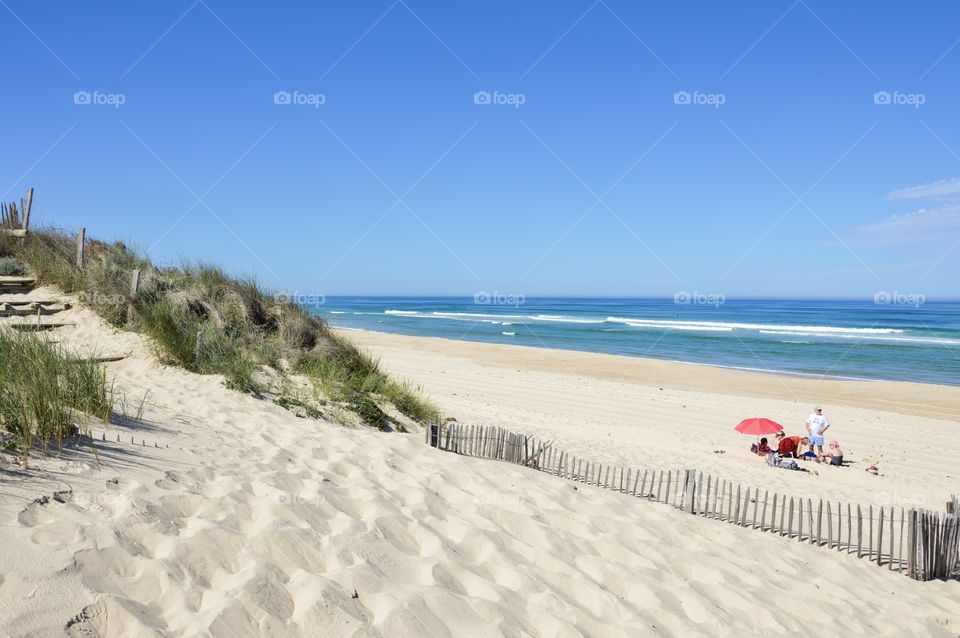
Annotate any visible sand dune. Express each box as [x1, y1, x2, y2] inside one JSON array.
[[1, 303, 958, 637]]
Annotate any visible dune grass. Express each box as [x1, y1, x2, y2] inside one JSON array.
[[0, 227, 438, 429], [0, 330, 113, 468]]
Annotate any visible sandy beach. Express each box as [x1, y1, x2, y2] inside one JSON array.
[[3, 299, 958, 636], [343, 329, 960, 509]]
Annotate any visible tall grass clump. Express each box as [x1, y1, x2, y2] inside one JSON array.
[[0, 226, 437, 429], [0, 330, 112, 468]]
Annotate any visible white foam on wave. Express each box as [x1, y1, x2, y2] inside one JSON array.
[[432, 311, 525, 321], [607, 318, 732, 332], [758, 330, 960, 346], [529, 314, 606, 324], [374, 309, 950, 345], [502, 331, 516, 336], [383, 310, 507, 325], [607, 317, 903, 336]]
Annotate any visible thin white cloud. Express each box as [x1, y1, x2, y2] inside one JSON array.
[[887, 177, 960, 200], [851, 203, 960, 245]]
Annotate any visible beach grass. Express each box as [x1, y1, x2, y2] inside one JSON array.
[[0, 329, 113, 468], [0, 227, 438, 429]]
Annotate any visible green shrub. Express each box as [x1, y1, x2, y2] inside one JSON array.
[[0, 257, 23, 275]]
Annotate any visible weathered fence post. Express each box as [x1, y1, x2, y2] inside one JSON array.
[[194, 330, 203, 366], [827, 501, 833, 548], [857, 505, 864, 558], [907, 509, 917, 579], [888, 507, 895, 571], [877, 507, 885, 566], [682, 469, 696, 514], [76, 227, 86, 268], [22, 187, 33, 231], [127, 269, 141, 324]]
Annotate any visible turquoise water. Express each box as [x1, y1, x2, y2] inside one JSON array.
[[312, 298, 960, 387]]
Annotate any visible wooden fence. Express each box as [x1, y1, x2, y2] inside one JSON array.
[[1, 187, 33, 237], [427, 421, 959, 582]]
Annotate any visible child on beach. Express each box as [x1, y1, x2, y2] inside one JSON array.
[[819, 440, 844, 466], [751, 437, 773, 456]]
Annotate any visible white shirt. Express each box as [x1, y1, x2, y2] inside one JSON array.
[[806, 413, 829, 436]]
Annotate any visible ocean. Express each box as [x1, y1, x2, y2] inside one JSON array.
[[311, 297, 960, 387]]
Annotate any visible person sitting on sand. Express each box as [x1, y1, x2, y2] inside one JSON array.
[[751, 437, 773, 456], [819, 440, 844, 466], [774, 432, 809, 458]]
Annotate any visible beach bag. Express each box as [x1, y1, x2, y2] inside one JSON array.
[[779, 458, 799, 471], [765, 453, 778, 467]]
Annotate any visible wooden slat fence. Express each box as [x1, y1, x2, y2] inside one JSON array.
[[427, 421, 959, 582], [1, 187, 33, 236]]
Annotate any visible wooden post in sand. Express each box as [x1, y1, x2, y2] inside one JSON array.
[[798, 499, 803, 542], [827, 501, 833, 548], [877, 507, 885, 566], [76, 227, 85, 268], [726, 483, 734, 523], [889, 507, 895, 571], [732, 483, 740, 525], [716, 480, 724, 520], [907, 509, 917, 579], [857, 505, 864, 558], [816, 500, 823, 546], [682, 470, 695, 514], [760, 491, 769, 531], [847, 504, 852, 553], [127, 269, 140, 324], [787, 498, 794, 539], [22, 187, 32, 231], [194, 330, 203, 366]]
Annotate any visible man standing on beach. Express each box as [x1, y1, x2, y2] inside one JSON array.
[[806, 405, 830, 459]]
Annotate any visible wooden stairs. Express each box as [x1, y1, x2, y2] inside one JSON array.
[[0, 275, 125, 361]]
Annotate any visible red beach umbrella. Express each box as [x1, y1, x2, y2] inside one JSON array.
[[735, 418, 783, 436]]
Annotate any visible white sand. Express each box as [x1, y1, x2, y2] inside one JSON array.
[[1, 301, 959, 637]]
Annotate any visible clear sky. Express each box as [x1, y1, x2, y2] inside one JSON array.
[[2, 1, 958, 298]]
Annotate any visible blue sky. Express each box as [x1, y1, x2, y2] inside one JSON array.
[[2, 1, 958, 298]]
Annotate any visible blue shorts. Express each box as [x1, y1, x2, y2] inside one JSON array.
[[810, 435, 824, 446]]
